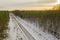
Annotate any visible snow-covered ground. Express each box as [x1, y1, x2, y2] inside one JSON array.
[[17, 16, 58, 40], [6, 13, 59, 40], [6, 14, 28, 40]]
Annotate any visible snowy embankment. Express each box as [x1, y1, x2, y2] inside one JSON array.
[[7, 13, 28, 40], [7, 13, 58, 40], [16, 16, 58, 40]]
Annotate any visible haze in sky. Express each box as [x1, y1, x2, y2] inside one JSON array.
[[0, 0, 58, 10], [57, 0, 60, 4]]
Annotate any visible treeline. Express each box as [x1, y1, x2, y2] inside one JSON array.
[[13, 10, 60, 19], [0, 11, 9, 40]]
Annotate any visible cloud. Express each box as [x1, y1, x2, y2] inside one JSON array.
[[0, 0, 56, 8]]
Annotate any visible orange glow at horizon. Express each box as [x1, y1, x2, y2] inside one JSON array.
[[0, 6, 53, 11]]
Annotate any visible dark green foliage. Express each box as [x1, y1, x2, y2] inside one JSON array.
[[0, 11, 9, 40], [13, 10, 60, 19]]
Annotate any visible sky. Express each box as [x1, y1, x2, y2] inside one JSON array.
[[57, 0, 60, 4], [0, 0, 59, 10]]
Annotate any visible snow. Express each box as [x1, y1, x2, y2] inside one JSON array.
[[6, 14, 28, 40], [16, 16, 58, 40], [6, 13, 58, 40]]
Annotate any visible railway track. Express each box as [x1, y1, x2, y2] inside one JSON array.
[[9, 13, 58, 40]]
